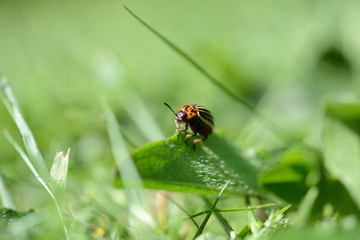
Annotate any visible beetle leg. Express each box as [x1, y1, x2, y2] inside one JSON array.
[[185, 132, 197, 144], [194, 135, 208, 144], [177, 122, 188, 132]]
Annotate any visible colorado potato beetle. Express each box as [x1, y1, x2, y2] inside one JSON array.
[[164, 103, 214, 144]]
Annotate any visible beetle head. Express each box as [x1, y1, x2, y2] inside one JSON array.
[[176, 110, 187, 123]]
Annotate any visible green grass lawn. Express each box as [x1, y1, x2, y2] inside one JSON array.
[[1, 1, 360, 239]]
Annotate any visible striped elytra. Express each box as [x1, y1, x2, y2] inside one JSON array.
[[164, 103, 214, 144]]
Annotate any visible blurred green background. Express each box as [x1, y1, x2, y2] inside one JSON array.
[[1, 0, 360, 238]]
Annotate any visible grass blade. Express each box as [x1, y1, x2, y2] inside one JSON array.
[[1, 77, 69, 239], [122, 94, 165, 142], [3, 131, 69, 239], [204, 197, 235, 239], [214, 211, 236, 240], [0, 170, 16, 209], [123, 6, 291, 140], [184, 203, 279, 220], [193, 180, 231, 239], [168, 197, 199, 229], [102, 98, 156, 238], [193, 210, 212, 240], [0, 77, 49, 182], [292, 187, 319, 227], [102, 98, 145, 189], [123, 6, 252, 110]]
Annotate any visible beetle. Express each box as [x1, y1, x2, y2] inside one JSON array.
[[164, 103, 214, 144]]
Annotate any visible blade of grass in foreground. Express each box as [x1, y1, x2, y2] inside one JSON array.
[[102, 98, 156, 238], [0, 77, 50, 182], [123, 6, 291, 140], [193, 180, 231, 239], [123, 6, 251, 110], [168, 197, 199, 229], [1, 78, 69, 239], [102, 98, 146, 190], [204, 197, 236, 239], [3, 131, 69, 239], [122, 94, 165, 142], [184, 203, 279, 220]]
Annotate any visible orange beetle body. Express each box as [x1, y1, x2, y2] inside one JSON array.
[[164, 103, 214, 144]]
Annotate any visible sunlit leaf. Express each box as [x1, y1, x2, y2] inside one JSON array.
[[323, 102, 360, 209], [326, 102, 360, 136], [114, 133, 260, 195]]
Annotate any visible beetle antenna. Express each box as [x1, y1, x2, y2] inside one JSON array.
[[163, 103, 177, 116]]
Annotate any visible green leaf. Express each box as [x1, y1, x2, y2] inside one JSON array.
[[318, 180, 360, 217], [258, 146, 321, 204], [0, 208, 33, 226], [258, 140, 360, 217], [323, 102, 360, 209], [326, 102, 360, 136], [114, 133, 260, 195]]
